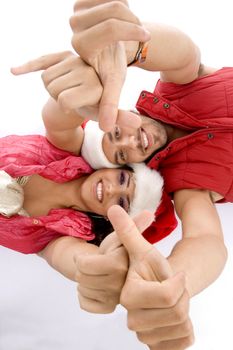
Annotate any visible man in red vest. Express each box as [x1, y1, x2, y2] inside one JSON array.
[[68, 2, 231, 349]]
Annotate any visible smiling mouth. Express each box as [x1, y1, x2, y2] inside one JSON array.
[[96, 180, 103, 202], [140, 128, 149, 151]]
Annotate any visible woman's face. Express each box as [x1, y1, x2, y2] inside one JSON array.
[[80, 168, 135, 216]]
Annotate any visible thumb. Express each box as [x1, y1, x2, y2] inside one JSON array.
[[98, 76, 124, 132], [100, 205, 155, 254], [108, 205, 173, 281], [107, 205, 154, 258]]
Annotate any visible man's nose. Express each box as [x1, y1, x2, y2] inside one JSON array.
[[117, 135, 139, 149]]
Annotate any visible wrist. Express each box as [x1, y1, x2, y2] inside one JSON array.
[[126, 41, 149, 67], [124, 41, 140, 66]]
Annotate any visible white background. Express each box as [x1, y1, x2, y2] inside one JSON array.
[[0, 1, 233, 349]]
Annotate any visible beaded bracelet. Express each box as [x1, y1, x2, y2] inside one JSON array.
[[128, 41, 149, 67]]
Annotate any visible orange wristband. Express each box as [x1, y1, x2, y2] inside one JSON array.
[[128, 41, 149, 66]]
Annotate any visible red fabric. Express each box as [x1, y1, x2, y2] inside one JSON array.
[[136, 67, 233, 203], [143, 190, 177, 244], [0, 135, 94, 254]]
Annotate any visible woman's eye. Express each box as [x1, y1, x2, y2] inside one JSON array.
[[119, 171, 125, 185], [118, 197, 129, 212]]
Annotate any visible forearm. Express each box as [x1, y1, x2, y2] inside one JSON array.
[[126, 22, 201, 83], [39, 237, 99, 281], [168, 235, 228, 297], [42, 97, 87, 153], [42, 97, 85, 132]]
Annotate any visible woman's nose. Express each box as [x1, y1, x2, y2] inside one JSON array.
[[105, 182, 115, 196], [105, 182, 122, 197]]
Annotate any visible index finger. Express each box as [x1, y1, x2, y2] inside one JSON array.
[[11, 51, 72, 75]]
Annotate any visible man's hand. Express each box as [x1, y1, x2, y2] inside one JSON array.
[[70, 0, 150, 131], [108, 205, 194, 350], [11, 51, 103, 116], [74, 209, 154, 314]]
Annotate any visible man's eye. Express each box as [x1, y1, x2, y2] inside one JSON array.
[[115, 126, 120, 139], [119, 150, 126, 162]]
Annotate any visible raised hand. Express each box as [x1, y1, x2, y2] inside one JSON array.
[[11, 51, 103, 115], [74, 209, 154, 314], [108, 205, 194, 350], [70, 0, 150, 131]]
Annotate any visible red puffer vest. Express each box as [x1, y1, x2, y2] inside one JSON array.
[[136, 67, 233, 202]]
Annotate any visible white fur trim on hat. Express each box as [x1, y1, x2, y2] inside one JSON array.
[[129, 163, 164, 217], [81, 120, 118, 169]]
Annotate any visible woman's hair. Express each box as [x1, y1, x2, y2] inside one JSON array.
[[88, 213, 114, 246]]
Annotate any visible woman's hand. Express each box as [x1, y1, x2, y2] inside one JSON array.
[[70, 0, 150, 131], [75, 232, 129, 313], [74, 208, 154, 314], [11, 51, 103, 114]]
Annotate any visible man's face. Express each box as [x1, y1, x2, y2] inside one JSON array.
[[102, 110, 167, 164]]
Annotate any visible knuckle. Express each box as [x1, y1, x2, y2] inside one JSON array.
[[41, 70, 49, 85], [108, 1, 125, 14], [101, 303, 117, 314], [73, 0, 86, 12], [127, 310, 144, 332], [103, 19, 118, 38], [69, 13, 82, 31], [182, 319, 193, 336], [47, 81, 59, 100], [127, 314, 138, 331], [181, 334, 195, 348], [71, 34, 82, 53], [161, 288, 177, 307], [69, 15, 77, 30], [173, 303, 188, 323], [114, 261, 128, 275], [77, 294, 87, 311], [77, 283, 84, 294], [63, 50, 74, 59], [134, 15, 141, 25], [136, 331, 151, 344], [120, 287, 134, 309], [131, 22, 144, 36], [58, 91, 71, 111]]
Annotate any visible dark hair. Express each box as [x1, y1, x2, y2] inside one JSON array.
[[88, 213, 114, 246]]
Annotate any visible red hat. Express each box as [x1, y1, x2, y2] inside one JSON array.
[[143, 190, 178, 244]]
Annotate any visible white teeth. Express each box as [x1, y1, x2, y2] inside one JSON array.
[[96, 181, 103, 202], [142, 130, 149, 149]]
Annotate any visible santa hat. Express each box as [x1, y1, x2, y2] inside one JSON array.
[[128, 163, 178, 243], [81, 120, 118, 169], [128, 163, 164, 217]]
